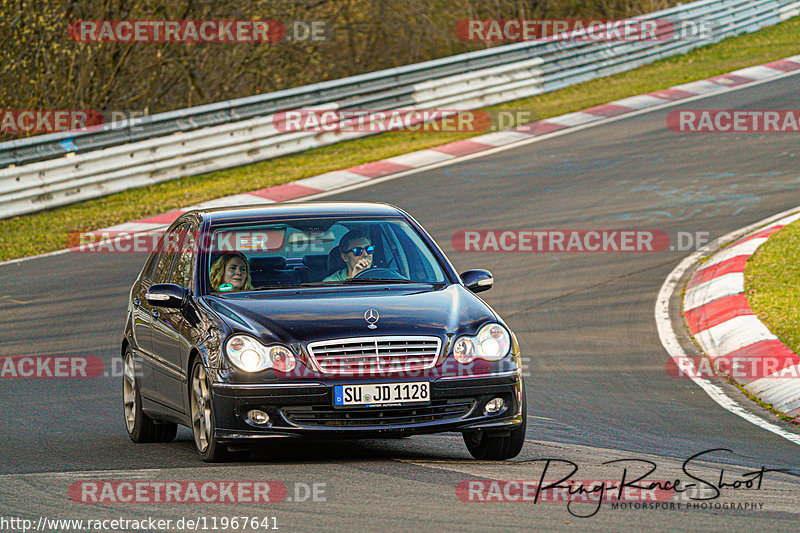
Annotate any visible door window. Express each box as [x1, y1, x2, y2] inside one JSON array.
[[169, 227, 196, 288], [152, 223, 188, 284]]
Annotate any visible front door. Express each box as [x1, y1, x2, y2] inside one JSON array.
[[150, 225, 195, 413]]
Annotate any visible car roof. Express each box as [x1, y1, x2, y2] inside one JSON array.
[[190, 202, 405, 224]]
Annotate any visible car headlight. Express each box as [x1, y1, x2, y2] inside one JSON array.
[[225, 335, 296, 373], [453, 323, 511, 364]]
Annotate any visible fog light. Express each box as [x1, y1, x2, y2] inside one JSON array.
[[247, 409, 270, 425], [484, 397, 505, 414]]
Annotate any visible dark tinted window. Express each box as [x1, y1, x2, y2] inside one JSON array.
[[169, 227, 196, 288], [204, 218, 447, 292], [143, 251, 158, 281], [152, 223, 188, 284]]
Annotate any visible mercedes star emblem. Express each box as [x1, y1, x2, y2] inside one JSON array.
[[364, 309, 379, 329]]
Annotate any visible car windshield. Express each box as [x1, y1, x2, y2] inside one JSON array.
[[206, 217, 448, 293]]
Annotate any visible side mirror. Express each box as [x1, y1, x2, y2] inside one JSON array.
[[146, 283, 186, 309], [460, 269, 493, 293]]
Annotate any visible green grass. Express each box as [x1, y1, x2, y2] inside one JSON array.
[[745, 219, 800, 356], [2, 16, 800, 261]]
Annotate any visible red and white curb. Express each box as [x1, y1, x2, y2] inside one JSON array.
[[683, 211, 800, 420], [91, 54, 800, 238]]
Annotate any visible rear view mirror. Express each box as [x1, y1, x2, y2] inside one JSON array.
[[460, 269, 493, 293]]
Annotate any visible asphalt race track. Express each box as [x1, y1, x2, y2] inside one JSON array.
[[1, 75, 800, 530]]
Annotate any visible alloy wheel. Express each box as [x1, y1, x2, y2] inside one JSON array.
[[122, 351, 137, 433], [191, 364, 212, 452]]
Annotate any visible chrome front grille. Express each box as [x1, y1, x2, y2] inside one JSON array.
[[306, 336, 441, 375]]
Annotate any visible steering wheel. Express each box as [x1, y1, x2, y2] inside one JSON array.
[[353, 267, 408, 280]]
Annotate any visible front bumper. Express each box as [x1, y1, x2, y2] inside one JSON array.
[[210, 371, 524, 442]]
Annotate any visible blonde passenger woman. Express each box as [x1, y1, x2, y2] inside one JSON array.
[[210, 252, 252, 292]]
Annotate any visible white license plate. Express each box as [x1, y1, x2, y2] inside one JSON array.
[[334, 382, 430, 407]]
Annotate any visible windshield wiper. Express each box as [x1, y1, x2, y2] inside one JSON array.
[[253, 279, 440, 289], [342, 278, 419, 284]]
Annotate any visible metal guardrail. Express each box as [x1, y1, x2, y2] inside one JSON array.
[[1, 0, 798, 220]]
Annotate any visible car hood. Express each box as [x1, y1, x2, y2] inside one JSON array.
[[203, 284, 497, 345]]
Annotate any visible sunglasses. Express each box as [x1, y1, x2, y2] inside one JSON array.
[[345, 245, 374, 256]]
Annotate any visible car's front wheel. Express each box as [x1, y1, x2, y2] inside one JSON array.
[[190, 358, 243, 462], [463, 384, 527, 460], [123, 347, 177, 443]]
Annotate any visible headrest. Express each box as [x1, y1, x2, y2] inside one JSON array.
[[327, 245, 346, 275], [249, 256, 287, 271]]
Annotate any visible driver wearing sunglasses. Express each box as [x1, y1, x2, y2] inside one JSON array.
[[324, 230, 374, 282]]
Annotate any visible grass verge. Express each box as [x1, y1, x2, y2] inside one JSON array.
[[2, 16, 800, 262], [745, 219, 800, 356]]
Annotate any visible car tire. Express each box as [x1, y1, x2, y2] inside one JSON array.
[[463, 383, 527, 460], [123, 347, 178, 443], [190, 358, 245, 462]]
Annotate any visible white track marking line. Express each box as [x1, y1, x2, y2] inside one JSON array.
[[612, 94, 667, 109], [656, 207, 800, 447], [540, 111, 601, 126], [0, 247, 72, 266]]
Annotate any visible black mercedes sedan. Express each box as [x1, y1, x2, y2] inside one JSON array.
[[122, 202, 526, 461]]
